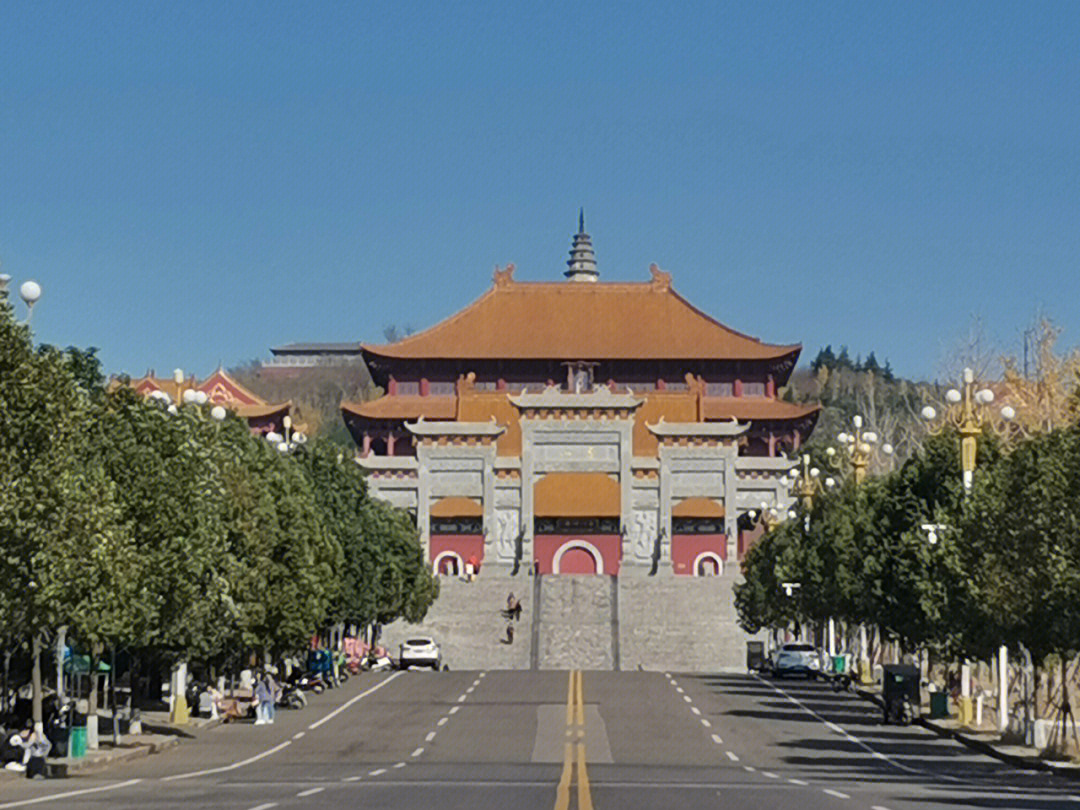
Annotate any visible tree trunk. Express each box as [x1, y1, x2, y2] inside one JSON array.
[[2, 648, 10, 716], [30, 634, 43, 734], [111, 648, 121, 746], [87, 641, 103, 749], [55, 626, 67, 702]]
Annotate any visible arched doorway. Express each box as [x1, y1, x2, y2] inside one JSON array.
[[694, 552, 723, 577], [434, 552, 462, 576], [553, 542, 603, 575]]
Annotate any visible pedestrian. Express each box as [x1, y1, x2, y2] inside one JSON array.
[[505, 623, 515, 645], [506, 592, 515, 616], [253, 674, 272, 726], [265, 670, 280, 725], [11, 726, 50, 779]]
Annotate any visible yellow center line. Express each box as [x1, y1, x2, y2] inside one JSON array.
[[554, 669, 596, 810]]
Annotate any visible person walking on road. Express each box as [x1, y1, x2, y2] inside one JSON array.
[[254, 675, 272, 726]]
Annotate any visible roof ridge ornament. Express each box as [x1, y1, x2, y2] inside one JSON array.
[[493, 263, 515, 287], [649, 263, 672, 291]]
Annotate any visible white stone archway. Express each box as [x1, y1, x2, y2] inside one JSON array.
[[693, 551, 724, 577], [432, 551, 464, 577], [552, 540, 605, 575]]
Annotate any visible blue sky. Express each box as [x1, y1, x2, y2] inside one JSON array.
[[2, 1, 1078, 380]]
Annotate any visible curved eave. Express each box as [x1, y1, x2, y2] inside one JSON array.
[[359, 280, 803, 362]]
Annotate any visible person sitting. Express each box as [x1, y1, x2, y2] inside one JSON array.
[[208, 686, 244, 723]]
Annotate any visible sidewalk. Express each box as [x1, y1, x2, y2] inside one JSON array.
[[854, 682, 1080, 779], [1, 710, 219, 781]]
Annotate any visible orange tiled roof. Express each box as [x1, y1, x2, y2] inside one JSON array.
[[127, 369, 290, 417], [702, 397, 820, 422], [342, 395, 457, 421], [362, 270, 799, 362]]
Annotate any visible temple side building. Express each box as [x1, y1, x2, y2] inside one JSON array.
[[126, 367, 294, 435], [342, 219, 818, 581]]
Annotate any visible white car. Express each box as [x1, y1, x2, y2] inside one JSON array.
[[771, 643, 822, 679], [399, 636, 442, 670]]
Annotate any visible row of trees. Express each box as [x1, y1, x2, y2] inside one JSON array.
[[735, 420, 1080, 680], [0, 298, 436, 728]]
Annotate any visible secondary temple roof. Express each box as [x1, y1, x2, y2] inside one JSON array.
[[360, 264, 799, 363]]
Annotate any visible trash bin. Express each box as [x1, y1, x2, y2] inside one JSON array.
[[929, 691, 949, 719], [882, 664, 920, 724], [746, 641, 765, 671], [68, 726, 87, 759]]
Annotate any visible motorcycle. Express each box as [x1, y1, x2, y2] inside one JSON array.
[[278, 682, 307, 710]]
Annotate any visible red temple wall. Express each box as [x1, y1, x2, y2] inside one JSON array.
[[533, 534, 621, 575], [671, 534, 727, 575], [429, 535, 485, 568]]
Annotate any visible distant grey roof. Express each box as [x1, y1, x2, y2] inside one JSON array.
[[270, 342, 364, 355]]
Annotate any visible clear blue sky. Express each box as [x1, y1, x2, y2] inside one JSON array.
[[2, 1, 1078, 380]]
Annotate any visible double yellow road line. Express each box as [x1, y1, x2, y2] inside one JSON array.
[[555, 669, 594, 810]]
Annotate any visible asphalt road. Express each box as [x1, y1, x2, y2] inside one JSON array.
[[2, 668, 1079, 810]]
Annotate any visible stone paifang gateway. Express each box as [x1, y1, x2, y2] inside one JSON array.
[[341, 219, 819, 670]]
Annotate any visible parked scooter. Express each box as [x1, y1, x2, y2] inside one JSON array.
[[277, 682, 307, 710]]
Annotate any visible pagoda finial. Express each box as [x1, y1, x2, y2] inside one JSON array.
[[565, 212, 598, 282]]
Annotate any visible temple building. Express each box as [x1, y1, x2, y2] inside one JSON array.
[[342, 218, 818, 579], [126, 367, 294, 435]]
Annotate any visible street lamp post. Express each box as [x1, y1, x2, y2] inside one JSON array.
[[0, 270, 44, 323], [826, 414, 894, 485], [921, 367, 1016, 491]]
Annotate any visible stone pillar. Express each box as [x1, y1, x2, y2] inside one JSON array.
[[362, 432, 371, 456], [386, 431, 396, 456]]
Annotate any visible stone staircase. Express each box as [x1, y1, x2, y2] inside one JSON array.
[[536, 575, 617, 670], [618, 567, 756, 672], [379, 573, 532, 670]]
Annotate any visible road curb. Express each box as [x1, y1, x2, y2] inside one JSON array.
[[853, 685, 1080, 780], [0, 736, 180, 782]]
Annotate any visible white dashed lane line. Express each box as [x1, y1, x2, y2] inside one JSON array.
[[450, 706, 460, 715], [292, 732, 305, 740], [823, 788, 850, 799], [789, 778, 808, 786], [437, 717, 448, 726], [425, 731, 437, 742], [761, 771, 778, 779], [743, 765, 756, 772], [711, 734, 723, 744], [342, 776, 363, 782], [296, 787, 324, 797], [690, 706, 701, 715], [393, 761, 406, 769], [248, 805, 277, 810], [700, 718, 711, 727], [412, 747, 424, 757], [683, 695, 692, 703], [725, 751, 740, 762], [369, 768, 386, 777]]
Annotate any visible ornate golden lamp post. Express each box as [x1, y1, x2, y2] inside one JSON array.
[[825, 415, 893, 485], [921, 367, 1016, 491]]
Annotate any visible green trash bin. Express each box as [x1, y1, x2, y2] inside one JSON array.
[[832, 655, 846, 674], [929, 691, 949, 719], [69, 726, 87, 759]]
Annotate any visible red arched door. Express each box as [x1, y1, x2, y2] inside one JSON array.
[[558, 545, 599, 574], [696, 556, 720, 577], [438, 556, 460, 576]]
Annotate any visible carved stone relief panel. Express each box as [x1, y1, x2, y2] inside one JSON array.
[[628, 508, 658, 560]]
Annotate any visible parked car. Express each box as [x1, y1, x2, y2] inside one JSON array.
[[771, 643, 823, 679], [399, 637, 442, 670]]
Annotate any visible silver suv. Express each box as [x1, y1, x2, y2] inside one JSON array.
[[771, 643, 822, 679]]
